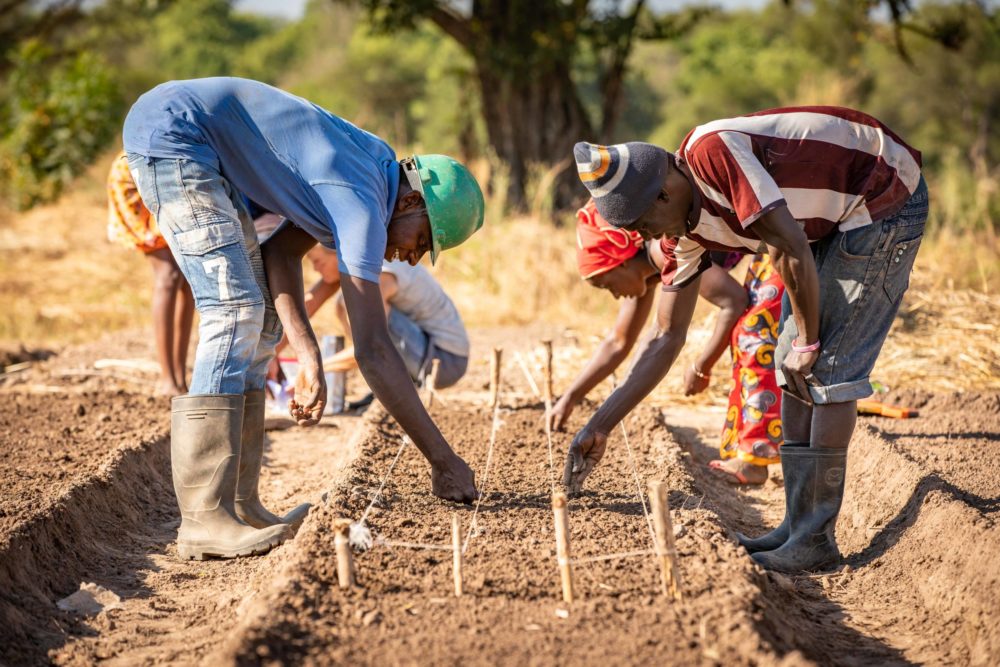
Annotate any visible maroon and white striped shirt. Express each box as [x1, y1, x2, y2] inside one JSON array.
[[660, 106, 922, 290]]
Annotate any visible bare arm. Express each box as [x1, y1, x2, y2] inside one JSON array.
[[753, 205, 821, 401], [565, 277, 702, 491], [684, 264, 748, 394], [274, 276, 341, 355], [340, 275, 476, 502], [261, 224, 324, 424], [549, 287, 655, 430]]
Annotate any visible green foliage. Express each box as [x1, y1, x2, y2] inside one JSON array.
[[150, 0, 276, 80], [0, 40, 122, 210]]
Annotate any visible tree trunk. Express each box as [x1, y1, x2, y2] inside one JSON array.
[[475, 62, 593, 210]]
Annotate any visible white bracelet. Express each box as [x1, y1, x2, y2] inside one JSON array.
[[691, 364, 710, 380]]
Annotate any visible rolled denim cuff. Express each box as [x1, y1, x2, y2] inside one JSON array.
[[776, 369, 874, 405]]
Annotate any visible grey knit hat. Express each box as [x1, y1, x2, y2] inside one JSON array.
[[573, 141, 670, 228]]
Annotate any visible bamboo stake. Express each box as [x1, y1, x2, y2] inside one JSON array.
[[489, 347, 503, 408], [542, 339, 554, 403], [452, 513, 464, 597], [552, 491, 574, 603], [334, 518, 356, 589], [425, 358, 441, 408], [647, 481, 682, 600]]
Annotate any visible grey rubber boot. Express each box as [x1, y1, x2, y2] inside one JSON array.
[[171, 394, 289, 560], [235, 390, 311, 529], [751, 446, 848, 573], [736, 441, 809, 554]]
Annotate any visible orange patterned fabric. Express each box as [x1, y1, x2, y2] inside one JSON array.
[[720, 254, 784, 466], [107, 151, 167, 254]]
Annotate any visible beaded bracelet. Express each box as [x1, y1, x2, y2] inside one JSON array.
[[792, 339, 821, 353], [690, 364, 710, 380]]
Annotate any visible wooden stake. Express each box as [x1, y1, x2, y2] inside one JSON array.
[[647, 481, 682, 600], [542, 339, 554, 403], [333, 518, 356, 589], [552, 492, 574, 603], [489, 347, 503, 408], [451, 513, 464, 597], [425, 358, 441, 408]]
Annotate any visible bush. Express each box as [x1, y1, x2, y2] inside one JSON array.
[[0, 40, 122, 210]]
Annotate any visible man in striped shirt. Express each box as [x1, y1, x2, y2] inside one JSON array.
[[566, 107, 927, 573]]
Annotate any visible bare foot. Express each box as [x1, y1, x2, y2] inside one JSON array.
[[155, 380, 186, 397], [708, 459, 768, 485]]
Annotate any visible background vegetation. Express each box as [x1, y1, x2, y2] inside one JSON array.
[[0, 0, 997, 351]]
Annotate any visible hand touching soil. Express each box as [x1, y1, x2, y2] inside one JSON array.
[[564, 427, 609, 493], [547, 393, 576, 432], [431, 455, 477, 504]]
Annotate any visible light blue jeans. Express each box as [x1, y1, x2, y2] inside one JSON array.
[[127, 154, 280, 395], [387, 309, 468, 389], [775, 176, 928, 403]]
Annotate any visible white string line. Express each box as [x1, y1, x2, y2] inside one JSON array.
[[379, 539, 452, 552], [461, 382, 503, 555], [543, 397, 557, 492], [358, 435, 410, 527], [558, 548, 655, 565], [512, 349, 556, 491], [513, 351, 542, 399], [619, 418, 656, 546]]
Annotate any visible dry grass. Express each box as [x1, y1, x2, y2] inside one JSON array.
[[1, 153, 996, 399]]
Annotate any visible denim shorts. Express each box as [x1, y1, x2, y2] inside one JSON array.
[[387, 308, 468, 389], [126, 154, 281, 395], [774, 176, 928, 404]]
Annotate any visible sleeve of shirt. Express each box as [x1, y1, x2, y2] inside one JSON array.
[[684, 131, 786, 228], [313, 183, 387, 284], [660, 236, 712, 292]]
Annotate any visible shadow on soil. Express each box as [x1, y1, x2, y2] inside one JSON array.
[[661, 417, 913, 666], [0, 434, 177, 666]]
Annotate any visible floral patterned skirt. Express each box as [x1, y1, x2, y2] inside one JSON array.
[[720, 254, 785, 466]]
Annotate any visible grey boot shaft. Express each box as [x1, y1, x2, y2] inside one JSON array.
[[736, 442, 809, 554], [235, 390, 310, 529], [751, 446, 848, 573], [171, 394, 288, 560]]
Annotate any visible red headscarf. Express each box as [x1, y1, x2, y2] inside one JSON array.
[[576, 199, 644, 279]]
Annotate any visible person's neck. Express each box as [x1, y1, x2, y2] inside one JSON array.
[[674, 158, 701, 231]]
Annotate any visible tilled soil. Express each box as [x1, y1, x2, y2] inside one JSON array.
[[2, 336, 997, 666], [216, 403, 799, 666]]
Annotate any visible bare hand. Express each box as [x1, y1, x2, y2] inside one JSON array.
[[563, 427, 609, 494], [547, 394, 576, 432], [683, 365, 711, 396], [431, 455, 478, 504], [780, 347, 820, 405], [289, 353, 326, 426]]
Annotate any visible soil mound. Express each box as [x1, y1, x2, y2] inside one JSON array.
[[216, 404, 804, 665]]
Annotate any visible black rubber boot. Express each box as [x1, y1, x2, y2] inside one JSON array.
[[736, 441, 809, 554], [751, 446, 847, 573]]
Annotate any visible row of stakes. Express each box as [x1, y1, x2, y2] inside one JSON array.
[[330, 342, 683, 602]]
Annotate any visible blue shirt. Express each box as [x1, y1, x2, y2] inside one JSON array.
[[123, 77, 399, 283]]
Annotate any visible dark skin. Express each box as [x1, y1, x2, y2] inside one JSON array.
[[548, 247, 747, 432], [262, 169, 477, 503], [565, 153, 842, 493]]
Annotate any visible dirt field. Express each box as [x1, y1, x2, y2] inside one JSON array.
[[1, 332, 998, 666]]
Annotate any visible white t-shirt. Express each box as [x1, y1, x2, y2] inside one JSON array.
[[381, 260, 470, 357]]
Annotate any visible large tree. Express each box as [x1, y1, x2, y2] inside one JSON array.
[[345, 0, 704, 208]]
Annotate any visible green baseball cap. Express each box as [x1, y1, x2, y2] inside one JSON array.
[[402, 154, 485, 264]]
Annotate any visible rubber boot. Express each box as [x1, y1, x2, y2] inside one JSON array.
[[751, 446, 848, 573], [235, 390, 311, 529], [172, 394, 289, 560], [736, 441, 809, 554]]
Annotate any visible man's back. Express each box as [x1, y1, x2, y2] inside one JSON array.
[[123, 77, 400, 282]]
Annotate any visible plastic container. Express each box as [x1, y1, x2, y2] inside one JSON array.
[[321, 335, 347, 415]]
